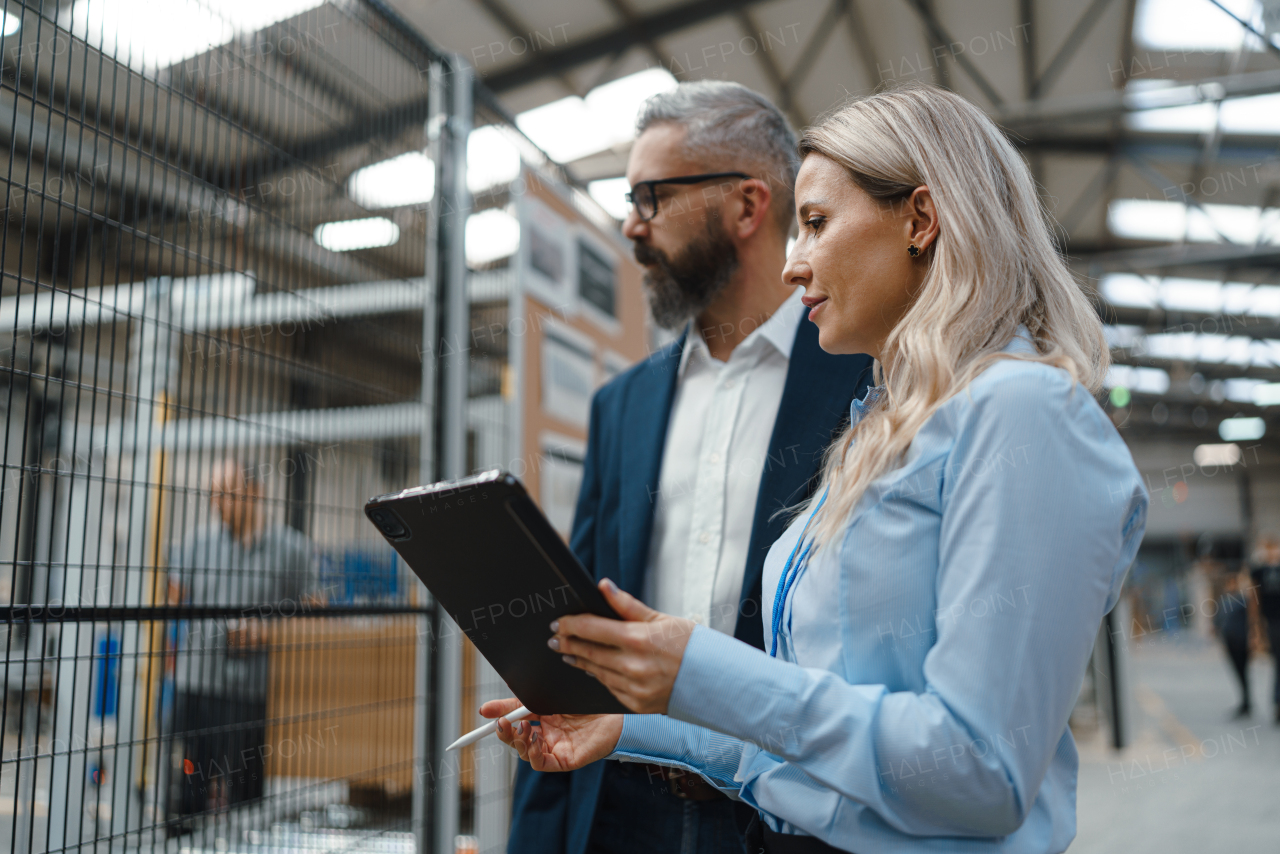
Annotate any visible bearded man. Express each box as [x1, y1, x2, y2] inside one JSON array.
[[507, 81, 874, 854]]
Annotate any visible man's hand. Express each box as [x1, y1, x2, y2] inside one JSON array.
[[480, 698, 622, 772], [550, 579, 695, 714]]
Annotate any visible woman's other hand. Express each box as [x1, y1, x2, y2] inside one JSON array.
[[479, 698, 622, 772], [550, 579, 695, 714]]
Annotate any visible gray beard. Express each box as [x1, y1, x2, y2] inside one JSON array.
[[635, 217, 740, 330]]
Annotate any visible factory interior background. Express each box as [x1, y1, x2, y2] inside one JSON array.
[[0, 0, 1279, 852]]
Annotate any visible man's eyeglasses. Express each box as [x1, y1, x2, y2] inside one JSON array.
[[624, 172, 753, 221]]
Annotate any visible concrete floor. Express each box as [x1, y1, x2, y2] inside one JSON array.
[[1071, 635, 1280, 853]]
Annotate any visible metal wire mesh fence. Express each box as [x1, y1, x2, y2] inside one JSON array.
[[0, 1, 501, 851]]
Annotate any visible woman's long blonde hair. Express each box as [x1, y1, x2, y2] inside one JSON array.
[[799, 83, 1108, 547]]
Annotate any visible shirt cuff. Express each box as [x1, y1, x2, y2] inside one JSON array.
[[605, 713, 745, 796]]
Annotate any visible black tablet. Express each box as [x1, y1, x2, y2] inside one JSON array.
[[365, 470, 627, 715]]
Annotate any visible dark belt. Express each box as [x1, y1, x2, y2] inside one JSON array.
[[744, 814, 851, 854], [641, 763, 726, 801], [762, 828, 849, 853]]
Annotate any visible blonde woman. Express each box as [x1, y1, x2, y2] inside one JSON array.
[[484, 84, 1148, 853]]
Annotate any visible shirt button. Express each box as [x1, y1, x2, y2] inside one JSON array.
[[723, 379, 735, 389], [708, 452, 721, 464], [699, 531, 711, 544]]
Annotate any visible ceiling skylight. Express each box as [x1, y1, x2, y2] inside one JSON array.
[[347, 152, 435, 210], [516, 68, 678, 164], [465, 209, 520, 267], [468, 126, 522, 193], [1125, 83, 1280, 134], [1134, 0, 1266, 52], [583, 68, 679, 143], [1105, 365, 1171, 394], [517, 98, 614, 164], [63, 0, 325, 71], [588, 178, 631, 220], [1107, 323, 1280, 369], [1142, 332, 1280, 366], [1107, 199, 1280, 244], [314, 217, 399, 252], [1101, 274, 1280, 317]]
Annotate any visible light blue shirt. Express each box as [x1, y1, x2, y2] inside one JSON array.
[[609, 333, 1148, 853]]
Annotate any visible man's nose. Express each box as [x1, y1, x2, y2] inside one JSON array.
[[622, 208, 647, 239]]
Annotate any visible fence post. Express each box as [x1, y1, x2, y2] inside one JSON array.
[[432, 53, 473, 854]]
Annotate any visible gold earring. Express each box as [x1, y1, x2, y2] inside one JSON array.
[[907, 243, 920, 257]]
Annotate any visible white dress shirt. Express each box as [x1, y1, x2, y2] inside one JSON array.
[[643, 286, 805, 634]]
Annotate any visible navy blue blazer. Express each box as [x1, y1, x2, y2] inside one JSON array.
[[508, 312, 874, 854]]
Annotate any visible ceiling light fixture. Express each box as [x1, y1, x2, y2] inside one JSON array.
[[1193, 443, 1242, 466], [314, 217, 399, 252], [1219, 416, 1265, 441], [347, 152, 435, 210]]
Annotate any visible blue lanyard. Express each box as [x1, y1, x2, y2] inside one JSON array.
[[769, 488, 828, 657]]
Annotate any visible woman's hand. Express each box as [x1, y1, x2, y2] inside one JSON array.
[[480, 698, 622, 772], [550, 579, 695, 714]]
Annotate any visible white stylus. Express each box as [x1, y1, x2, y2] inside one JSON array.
[[446, 705, 533, 751]]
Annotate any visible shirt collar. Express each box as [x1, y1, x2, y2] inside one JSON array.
[[1005, 324, 1036, 355], [850, 384, 884, 426], [848, 325, 1036, 424], [678, 286, 805, 376]]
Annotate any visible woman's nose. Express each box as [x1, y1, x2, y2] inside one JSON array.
[[783, 255, 810, 288]]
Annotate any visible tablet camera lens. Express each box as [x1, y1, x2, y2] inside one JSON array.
[[369, 507, 409, 540]]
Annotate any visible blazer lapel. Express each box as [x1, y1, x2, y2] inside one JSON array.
[[734, 315, 874, 650], [616, 336, 685, 598]]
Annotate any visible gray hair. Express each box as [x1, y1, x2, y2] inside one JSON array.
[[637, 81, 798, 235]]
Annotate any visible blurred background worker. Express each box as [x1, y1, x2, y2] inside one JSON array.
[[165, 459, 318, 827], [1214, 568, 1252, 718], [1249, 534, 1280, 724]]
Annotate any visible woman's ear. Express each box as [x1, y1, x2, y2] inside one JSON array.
[[905, 186, 939, 252]]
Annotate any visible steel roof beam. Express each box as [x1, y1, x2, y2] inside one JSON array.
[[1030, 0, 1118, 99], [1088, 242, 1280, 274], [1109, 354, 1280, 384], [472, 0, 584, 96], [1104, 304, 1280, 339], [1013, 133, 1278, 160], [998, 67, 1280, 129], [734, 8, 807, 130], [900, 0, 1006, 106], [1020, 0, 1037, 100], [481, 0, 765, 93], [770, 0, 850, 125]]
